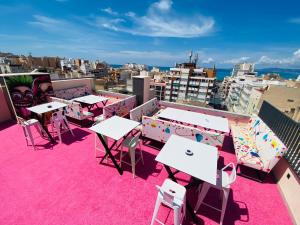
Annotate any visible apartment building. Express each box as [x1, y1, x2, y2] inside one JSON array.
[[231, 62, 256, 77], [150, 81, 166, 100], [165, 66, 216, 104], [225, 75, 258, 111], [251, 85, 300, 121]]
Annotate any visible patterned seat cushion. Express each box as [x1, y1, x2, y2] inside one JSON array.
[[231, 117, 287, 173], [231, 126, 265, 170]]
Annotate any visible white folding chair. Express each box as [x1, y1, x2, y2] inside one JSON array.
[[151, 179, 186, 225], [195, 162, 237, 225], [50, 110, 74, 143], [17, 116, 46, 150], [120, 133, 144, 178]]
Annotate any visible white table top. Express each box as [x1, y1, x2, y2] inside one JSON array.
[[158, 107, 229, 133], [156, 135, 218, 185], [73, 95, 109, 105], [27, 102, 67, 114], [89, 116, 140, 140]]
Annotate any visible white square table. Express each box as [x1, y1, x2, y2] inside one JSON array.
[[156, 134, 218, 185], [27, 101, 68, 142], [27, 102, 67, 114], [89, 116, 140, 175], [158, 107, 230, 133], [73, 95, 109, 111], [155, 135, 218, 222]]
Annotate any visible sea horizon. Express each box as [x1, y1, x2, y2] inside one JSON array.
[[111, 64, 300, 80]]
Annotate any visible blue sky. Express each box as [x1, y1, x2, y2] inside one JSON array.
[[0, 0, 300, 68]]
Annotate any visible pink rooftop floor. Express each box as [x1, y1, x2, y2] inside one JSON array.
[[0, 120, 294, 225]]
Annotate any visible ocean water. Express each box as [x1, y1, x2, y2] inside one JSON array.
[[111, 64, 300, 80]]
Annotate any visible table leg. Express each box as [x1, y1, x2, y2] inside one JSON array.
[[35, 113, 55, 143], [163, 165, 199, 223], [87, 104, 93, 111], [97, 134, 123, 175], [164, 165, 178, 182]]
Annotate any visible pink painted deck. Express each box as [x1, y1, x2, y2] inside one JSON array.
[[0, 121, 293, 225]]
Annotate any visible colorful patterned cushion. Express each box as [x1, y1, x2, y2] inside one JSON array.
[[231, 117, 287, 173]]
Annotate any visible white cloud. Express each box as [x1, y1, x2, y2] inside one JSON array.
[[256, 49, 300, 66], [223, 56, 250, 64], [96, 0, 214, 38], [293, 49, 300, 58], [152, 0, 173, 11], [125, 12, 136, 18], [101, 7, 118, 16], [288, 17, 300, 24], [202, 57, 214, 64], [28, 15, 67, 31]]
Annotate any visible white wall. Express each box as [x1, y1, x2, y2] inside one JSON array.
[[52, 78, 94, 92]]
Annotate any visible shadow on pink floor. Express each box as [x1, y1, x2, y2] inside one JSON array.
[[0, 121, 293, 225]]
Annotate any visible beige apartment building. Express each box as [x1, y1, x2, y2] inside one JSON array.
[[247, 85, 300, 121]]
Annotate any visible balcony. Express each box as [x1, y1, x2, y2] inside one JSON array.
[[0, 76, 297, 225]]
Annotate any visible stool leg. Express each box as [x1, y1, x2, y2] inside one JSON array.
[[34, 123, 42, 136], [94, 134, 98, 158], [26, 126, 36, 150], [183, 195, 186, 222], [120, 145, 124, 167], [150, 196, 162, 225], [22, 126, 29, 146], [220, 188, 230, 225], [139, 142, 144, 165], [129, 148, 136, 178], [64, 117, 74, 136], [174, 206, 180, 225], [54, 120, 62, 143], [37, 123, 46, 137], [195, 182, 211, 212]]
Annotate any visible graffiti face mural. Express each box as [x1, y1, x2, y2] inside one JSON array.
[[32, 75, 54, 104], [5, 74, 54, 119], [6, 75, 34, 118]]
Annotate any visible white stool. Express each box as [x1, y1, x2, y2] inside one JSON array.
[[93, 114, 104, 126], [151, 179, 186, 225], [51, 111, 74, 143], [194, 162, 237, 225], [17, 116, 45, 150], [120, 133, 144, 178]]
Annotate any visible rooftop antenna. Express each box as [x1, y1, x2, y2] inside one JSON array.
[[194, 53, 199, 65], [189, 51, 193, 63]]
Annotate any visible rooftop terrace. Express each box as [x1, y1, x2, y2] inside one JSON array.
[[0, 75, 298, 225], [0, 118, 294, 225]]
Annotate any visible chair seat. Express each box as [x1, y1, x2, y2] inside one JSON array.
[[160, 179, 186, 206], [231, 126, 264, 170], [94, 114, 104, 122], [122, 136, 140, 147], [215, 170, 231, 189], [82, 111, 94, 119], [25, 119, 39, 126]]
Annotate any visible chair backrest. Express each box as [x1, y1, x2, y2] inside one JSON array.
[[16, 116, 26, 126], [156, 185, 176, 208], [221, 162, 237, 187], [128, 133, 141, 150], [65, 101, 84, 120], [51, 110, 64, 122]]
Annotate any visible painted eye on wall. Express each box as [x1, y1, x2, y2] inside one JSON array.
[[11, 93, 22, 101], [24, 93, 33, 99]]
